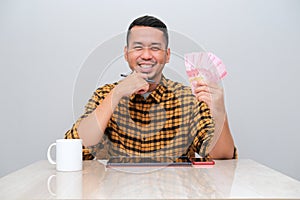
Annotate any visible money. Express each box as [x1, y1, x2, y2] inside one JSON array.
[[184, 52, 227, 83]]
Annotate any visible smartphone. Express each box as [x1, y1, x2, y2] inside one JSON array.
[[190, 157, 215, 165], [106, 156, 192, 167]]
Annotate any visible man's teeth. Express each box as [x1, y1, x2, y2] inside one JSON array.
[[140, 65, 152, 69]]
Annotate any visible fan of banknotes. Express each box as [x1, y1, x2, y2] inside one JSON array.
[[184, 52, 227, 84], [185, 52, 228, 157]]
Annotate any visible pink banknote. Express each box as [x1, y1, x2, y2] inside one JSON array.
[[184, 52, 227, 83]]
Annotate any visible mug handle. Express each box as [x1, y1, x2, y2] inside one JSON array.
[[47, 143, 56, 164], [47, 174, 56, 196]]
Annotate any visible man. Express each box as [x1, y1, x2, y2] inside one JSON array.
[[65, 15, 235, 160]]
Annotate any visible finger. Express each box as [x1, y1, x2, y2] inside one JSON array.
[[196, 92, 212, 101], [207, 82, 220, 90], [133, 71, 150, 82], [194, 79, 221, 90], [192, 79, 208, 87], [196, 95, 212, 107], [127, 72, 149, 86], [136, 83, 150, 94], [193, 85, 211, 94], [199, 84, 223, 96]]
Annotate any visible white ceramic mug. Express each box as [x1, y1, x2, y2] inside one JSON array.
[[47, 139, 82, 171], [47, 171, 83, 199]]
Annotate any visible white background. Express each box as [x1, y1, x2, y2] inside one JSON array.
[[1, 0, 300, 181]]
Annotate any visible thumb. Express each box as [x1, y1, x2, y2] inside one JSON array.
[[136, 83, 149, 94]]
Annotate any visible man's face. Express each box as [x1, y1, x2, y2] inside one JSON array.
[[124, 26, 170, 81]]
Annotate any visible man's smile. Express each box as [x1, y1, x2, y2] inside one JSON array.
[[137, 63, 156, 73]]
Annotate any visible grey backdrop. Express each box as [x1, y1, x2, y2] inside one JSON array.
[[1, 0, 300, 181]]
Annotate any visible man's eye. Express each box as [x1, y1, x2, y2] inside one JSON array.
[[133, 46, 143, 50], [151, 46, 161, 51]]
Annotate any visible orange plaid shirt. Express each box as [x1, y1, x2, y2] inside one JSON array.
[[65, 76, 215, 160]]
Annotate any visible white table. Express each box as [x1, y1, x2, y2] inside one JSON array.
[[0, 159, 300, 199]]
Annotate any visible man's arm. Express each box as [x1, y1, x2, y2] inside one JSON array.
[[77, 72, 150, 147], [209, 113, 235, 159], [77, 89, 122, 147], [193, 80, 235, 159]]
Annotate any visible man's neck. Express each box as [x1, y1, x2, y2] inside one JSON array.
[[148, 83, 159, 92]]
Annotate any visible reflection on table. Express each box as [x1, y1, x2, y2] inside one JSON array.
[[0, 159, 300, 199]]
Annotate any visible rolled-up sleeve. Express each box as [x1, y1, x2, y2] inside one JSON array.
[[64, 83, 116, 160]]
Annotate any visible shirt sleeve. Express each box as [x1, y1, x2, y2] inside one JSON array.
[[232, 147, 238, 159], [187, 100, 215, 158], [187, 100, 238, 159], [64, 84, 116, 160]]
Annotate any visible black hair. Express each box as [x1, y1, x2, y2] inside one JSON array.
[[126, 15, 169, 48]]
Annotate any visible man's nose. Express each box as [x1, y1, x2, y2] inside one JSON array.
[[140, 48, 153, 60]]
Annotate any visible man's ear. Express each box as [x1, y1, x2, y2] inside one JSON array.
[[166, 48, 171, 63], [124, 46, 128, 62]]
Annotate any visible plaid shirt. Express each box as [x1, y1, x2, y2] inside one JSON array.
[[65, 76, 215, 160]]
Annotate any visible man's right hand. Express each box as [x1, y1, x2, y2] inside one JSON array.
[[114, 71, 150, 97], [77, 71, 149, 148]]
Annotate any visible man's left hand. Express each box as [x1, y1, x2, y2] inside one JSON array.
[[192, 80, 225, 116]]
